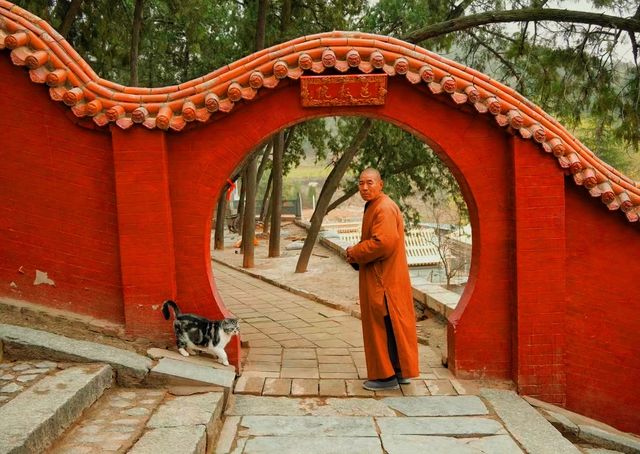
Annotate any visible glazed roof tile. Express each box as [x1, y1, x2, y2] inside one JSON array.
[[1, 0, 639, 222]]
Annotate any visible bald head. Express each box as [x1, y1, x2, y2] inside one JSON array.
[[358, 168, 384, 202], [360, 168, 382, 182]]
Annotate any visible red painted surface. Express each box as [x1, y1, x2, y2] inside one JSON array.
[[1, 54, 639, 432], [565, 186, 640, 433], [0, 57, 123, 323]]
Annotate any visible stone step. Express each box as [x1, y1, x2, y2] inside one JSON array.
[[225, 394, 488, 417], [146, 357, 235, 392], [0, 324, 152, 385], [48, 387, 167, 453], [129, 390, 225, 454], [0, 363, 113, 454]]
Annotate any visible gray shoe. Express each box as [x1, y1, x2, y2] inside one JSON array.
[[363, 378, 399, 391], [396, 375, 411, 385]]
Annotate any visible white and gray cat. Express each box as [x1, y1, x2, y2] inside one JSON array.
[[162, 300, 239, 366]]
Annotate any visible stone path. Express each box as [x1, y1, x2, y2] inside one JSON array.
[[217, 394, 525, 453], [215, 265, 478, 398]]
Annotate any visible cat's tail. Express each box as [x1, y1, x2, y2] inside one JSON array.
[[162, 300, 181, 320]]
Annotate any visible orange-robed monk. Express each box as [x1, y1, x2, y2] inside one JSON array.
[[346, 168, 419, 391]]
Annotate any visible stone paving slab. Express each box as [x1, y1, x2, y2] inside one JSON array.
[[0, 360, 58, 406], [383, 395, 488, 416], [226, 395, 396, 416], [238, 415, 378, 437], [381, 434, 523, 454], [376, 416, 507, 436], [0, 323, 151, 385], [241, 436, 383, 454], [147, 357, 235, 389], [0, 364, 113, 454], [147, 392, 224, 429], [481, 388, 580, 454], [128, 426, 206, 454]]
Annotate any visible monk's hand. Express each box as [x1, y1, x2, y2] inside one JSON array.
[[346, 247, 355, 263]]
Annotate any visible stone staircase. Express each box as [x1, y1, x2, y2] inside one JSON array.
[[0, 324, 234, 454], [2, 323, 640, 454]]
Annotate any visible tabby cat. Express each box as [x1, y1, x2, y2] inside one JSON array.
[[161, 300, 239, 366]]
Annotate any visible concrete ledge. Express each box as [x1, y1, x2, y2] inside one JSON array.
[[481, 388, 580, 454], [0, 323, 152, 385], [0, 364, 113, 454], [525, 396, 640, 453]]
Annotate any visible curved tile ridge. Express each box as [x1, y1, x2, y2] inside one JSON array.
[[1, 1, 639, 222]]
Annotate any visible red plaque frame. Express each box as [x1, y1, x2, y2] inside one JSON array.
[[300, 74, 387, 107]]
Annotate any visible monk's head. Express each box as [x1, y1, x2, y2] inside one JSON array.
[[358, 168, 384, 202]]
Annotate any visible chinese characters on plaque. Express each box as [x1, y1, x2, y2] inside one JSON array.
[[300, 74, 387, 107]]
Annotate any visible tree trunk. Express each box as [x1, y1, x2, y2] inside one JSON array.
[[326, 186, 358, 214], [129, 0, 144, 86], [263, 195, 272, 235], [214, 189, 227, 250], [59, 0, 84, 39], [281, 0, 292, 33], [269, 131, 284, 257], [260, 171, 273, 221], [255, 0, 269, 51], [237, 176, 246, 239], [240, 0, 269, 264], [295, 118, 373, 273], [256, 142, 272, 187], [242, 156, 258, 267]]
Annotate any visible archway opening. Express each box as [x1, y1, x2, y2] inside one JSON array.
[[208, 113, 474, 377]]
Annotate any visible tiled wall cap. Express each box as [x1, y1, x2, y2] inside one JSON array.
[[4, 30, 28, 49], [62, 86, 83, 106], [45, 68, 66, 86], [321, 48, 337, 68], [204, 92, 220, 112], [182, 101, 197, 121], [227, 82, 243, 102], [346, 49, 361, 67], [273, 60, 289, 79], [132, 106, 148, 123], [24, 49, 46, 68], [249, 71, 264, 89]]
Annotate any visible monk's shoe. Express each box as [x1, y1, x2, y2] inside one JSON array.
[[363, 378, 399, 391]]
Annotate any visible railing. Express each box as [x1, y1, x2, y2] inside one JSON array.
[[322, 223, 442, 266]]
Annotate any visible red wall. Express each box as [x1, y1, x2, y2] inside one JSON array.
[[0, 57, 124, 323], [565, 185, 640, 433], [1, 54, 639, 432]]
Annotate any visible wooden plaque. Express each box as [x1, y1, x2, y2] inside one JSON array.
[[300, 74, 387, 107]]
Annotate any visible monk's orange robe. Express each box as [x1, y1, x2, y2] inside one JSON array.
[[349, 193, 419, 380]]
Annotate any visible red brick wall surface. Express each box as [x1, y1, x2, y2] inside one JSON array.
[[565, 185, 640, 433], [0, 58, 124, 323], [2, 53, 639, 432], [512, 138, 567, 405]]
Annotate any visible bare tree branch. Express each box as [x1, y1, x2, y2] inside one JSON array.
[[404, 8, 640, 43]]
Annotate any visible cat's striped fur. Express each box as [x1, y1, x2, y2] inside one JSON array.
[[162, 300, 239, 366]]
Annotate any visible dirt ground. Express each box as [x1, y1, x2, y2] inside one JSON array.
[[212, 221, 448, 361]]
